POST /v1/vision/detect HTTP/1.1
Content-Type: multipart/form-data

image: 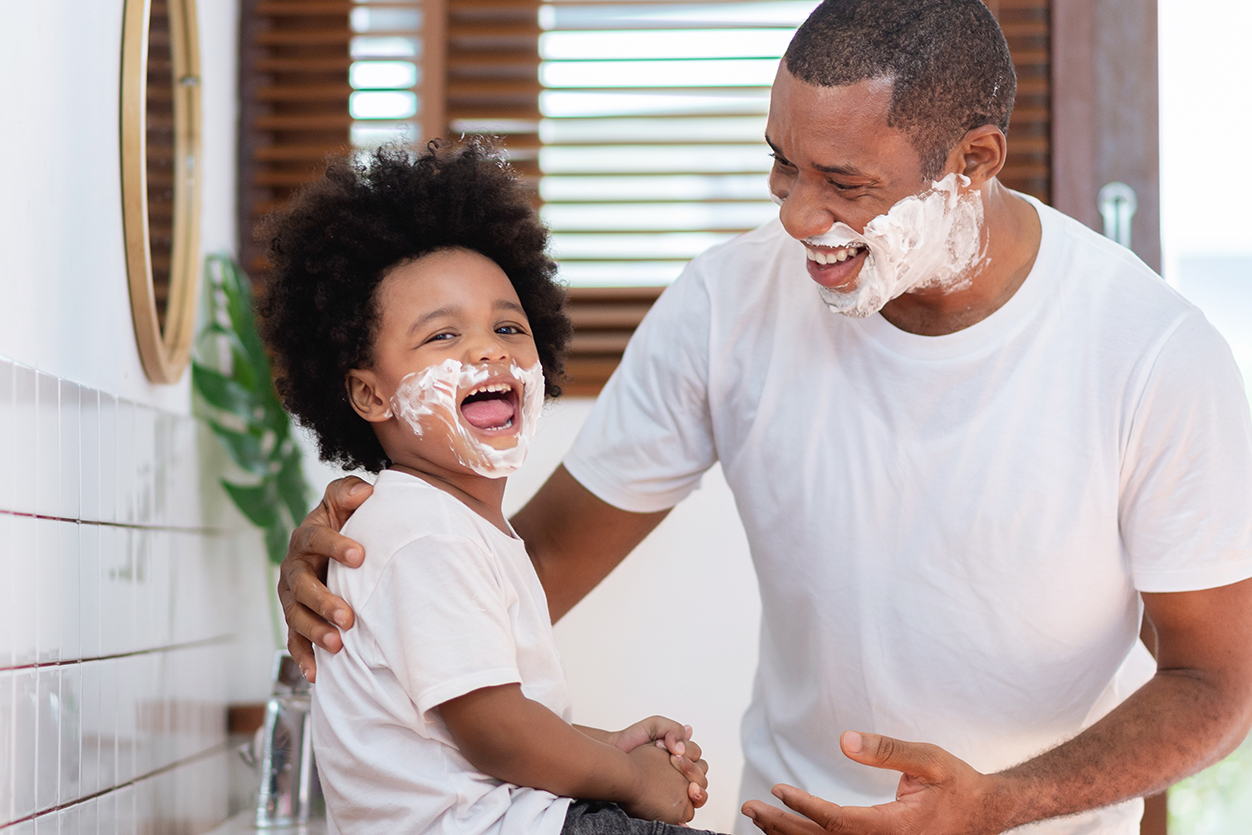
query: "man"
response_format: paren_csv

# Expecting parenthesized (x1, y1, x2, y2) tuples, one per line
(277, 1, 1252, 833)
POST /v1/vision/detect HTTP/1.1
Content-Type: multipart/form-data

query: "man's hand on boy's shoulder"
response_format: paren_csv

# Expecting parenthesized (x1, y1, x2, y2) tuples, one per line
(279, 475, 373, 681)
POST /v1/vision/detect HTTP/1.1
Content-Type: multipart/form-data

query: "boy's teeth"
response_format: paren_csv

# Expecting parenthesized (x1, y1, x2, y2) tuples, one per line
(468, 383, 511, 396)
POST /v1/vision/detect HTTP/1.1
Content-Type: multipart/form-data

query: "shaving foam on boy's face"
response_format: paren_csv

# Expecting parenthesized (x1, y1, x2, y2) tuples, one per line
(389, 358, 545, 478)
(795, 172, 987, 318)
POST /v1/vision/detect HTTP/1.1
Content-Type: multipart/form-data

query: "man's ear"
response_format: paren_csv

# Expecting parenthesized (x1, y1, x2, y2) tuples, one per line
(346, 369, 392, 422)
(947, 124, 1007, 188)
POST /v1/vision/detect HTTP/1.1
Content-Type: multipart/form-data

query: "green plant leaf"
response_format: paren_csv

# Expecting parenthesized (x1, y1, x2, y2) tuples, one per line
(222, 479, 281, 529)
(265, 523, 290, 567)
(208, 419, 269, 475)
(192, 364, 257, 416)
(218, 258, 271, 377)
(276, 444, 310, 525)
(198, 254, 313, 576)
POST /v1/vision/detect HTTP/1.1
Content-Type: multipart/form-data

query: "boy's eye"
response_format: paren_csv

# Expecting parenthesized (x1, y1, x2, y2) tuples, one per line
(426, 331, 455, 343)
(496, 323, 528, 335)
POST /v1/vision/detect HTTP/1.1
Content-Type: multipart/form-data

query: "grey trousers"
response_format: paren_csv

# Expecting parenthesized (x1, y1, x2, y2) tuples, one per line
(562, 800, 726, 835)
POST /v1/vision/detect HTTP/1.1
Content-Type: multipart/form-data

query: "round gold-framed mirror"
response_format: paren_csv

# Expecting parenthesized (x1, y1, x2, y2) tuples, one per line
(120, 0, 202, 384)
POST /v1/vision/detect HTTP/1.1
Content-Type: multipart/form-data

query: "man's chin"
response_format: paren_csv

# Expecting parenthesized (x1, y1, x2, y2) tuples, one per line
(817, 284, 884, 318)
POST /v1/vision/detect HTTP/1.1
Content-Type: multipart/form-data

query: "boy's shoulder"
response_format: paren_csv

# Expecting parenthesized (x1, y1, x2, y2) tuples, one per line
(335, 470, 499, 595)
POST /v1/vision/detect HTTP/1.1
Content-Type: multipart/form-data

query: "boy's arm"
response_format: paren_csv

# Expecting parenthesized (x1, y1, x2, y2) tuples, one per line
(576, 718, 710, 806)
(441, 684, 695, 825)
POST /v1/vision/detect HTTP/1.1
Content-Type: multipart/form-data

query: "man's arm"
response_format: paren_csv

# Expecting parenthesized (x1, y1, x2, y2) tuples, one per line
(278, 466, 668, 677)
(509, 464, 670, 622)
(742, 577, 1252, 835)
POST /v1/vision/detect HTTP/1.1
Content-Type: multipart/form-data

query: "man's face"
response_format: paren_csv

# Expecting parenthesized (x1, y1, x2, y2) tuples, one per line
(765, 66, 981, 315)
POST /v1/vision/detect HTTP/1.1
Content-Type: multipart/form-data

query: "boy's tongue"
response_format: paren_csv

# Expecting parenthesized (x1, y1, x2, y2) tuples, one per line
(461, 397, 515, 430)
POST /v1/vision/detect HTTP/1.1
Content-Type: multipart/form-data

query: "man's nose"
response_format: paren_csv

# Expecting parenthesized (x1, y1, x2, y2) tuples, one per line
(777, 179, 835, 242)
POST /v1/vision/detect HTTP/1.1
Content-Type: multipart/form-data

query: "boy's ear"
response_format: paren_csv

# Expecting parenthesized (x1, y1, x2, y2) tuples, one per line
(345, 369, 392, 422)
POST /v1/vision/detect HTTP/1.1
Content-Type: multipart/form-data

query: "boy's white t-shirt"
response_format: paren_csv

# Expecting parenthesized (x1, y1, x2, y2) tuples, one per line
(312, 469, 573, 835)
(563, 199, 1252, 834)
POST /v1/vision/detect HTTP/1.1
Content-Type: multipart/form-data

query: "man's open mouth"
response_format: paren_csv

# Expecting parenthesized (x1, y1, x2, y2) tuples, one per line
(805, 242, 868, 265)
(459, 381, 521, 432)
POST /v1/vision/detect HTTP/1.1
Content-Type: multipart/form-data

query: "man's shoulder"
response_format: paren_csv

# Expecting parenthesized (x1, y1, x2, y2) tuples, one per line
(1028, 196, 1196, 319)
(653, 218, 810, 322)
(685, 218, 796, 275)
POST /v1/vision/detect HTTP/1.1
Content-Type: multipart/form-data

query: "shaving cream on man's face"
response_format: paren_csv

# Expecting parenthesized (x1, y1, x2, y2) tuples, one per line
(785, 173, 986, 318)
(389, 358, 545, 478)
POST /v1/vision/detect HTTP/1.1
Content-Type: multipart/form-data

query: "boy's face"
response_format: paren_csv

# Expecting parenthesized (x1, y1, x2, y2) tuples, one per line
(346, 247, 544, 478)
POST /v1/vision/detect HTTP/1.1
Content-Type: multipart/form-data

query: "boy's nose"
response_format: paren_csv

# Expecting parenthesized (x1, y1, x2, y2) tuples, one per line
(469, 332, 509, 364)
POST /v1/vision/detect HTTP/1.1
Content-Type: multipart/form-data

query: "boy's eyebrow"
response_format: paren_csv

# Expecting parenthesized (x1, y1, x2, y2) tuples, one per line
(408, 305, 459, 336)
(407, 299, 529, 336)
(495, 300, 527, 317)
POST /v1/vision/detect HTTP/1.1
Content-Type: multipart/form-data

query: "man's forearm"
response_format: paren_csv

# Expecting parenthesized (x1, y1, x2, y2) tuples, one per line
(511, 465, 669, 621)
(991, 668, 1252, 830)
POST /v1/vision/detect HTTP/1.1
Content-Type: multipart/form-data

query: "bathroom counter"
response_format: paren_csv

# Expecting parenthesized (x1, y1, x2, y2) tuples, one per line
(205, 811, 328, 835)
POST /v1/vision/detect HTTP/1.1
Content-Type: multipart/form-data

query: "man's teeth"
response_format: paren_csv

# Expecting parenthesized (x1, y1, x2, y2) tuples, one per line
(806, 244, 866, 265)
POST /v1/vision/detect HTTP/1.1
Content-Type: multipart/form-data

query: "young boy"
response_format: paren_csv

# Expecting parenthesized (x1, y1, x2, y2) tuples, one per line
(258, 141, 715, 835)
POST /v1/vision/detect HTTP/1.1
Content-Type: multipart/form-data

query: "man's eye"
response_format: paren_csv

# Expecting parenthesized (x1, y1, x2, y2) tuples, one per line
(769, 152, 793, 167)
(830, 180, 866, 193)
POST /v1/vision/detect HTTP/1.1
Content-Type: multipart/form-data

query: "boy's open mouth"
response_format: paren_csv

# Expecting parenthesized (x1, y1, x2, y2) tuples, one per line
(459, 381, 521, 432)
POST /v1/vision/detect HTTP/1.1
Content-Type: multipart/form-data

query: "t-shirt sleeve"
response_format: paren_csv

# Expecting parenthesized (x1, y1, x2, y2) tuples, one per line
(1121, 310, 1252, 591)
(563, 267, 718, 513)
(361, 534, 522, 718)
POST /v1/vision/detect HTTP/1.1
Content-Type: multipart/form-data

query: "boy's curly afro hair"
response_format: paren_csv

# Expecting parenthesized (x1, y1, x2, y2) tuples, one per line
(258, 139, 572, 474)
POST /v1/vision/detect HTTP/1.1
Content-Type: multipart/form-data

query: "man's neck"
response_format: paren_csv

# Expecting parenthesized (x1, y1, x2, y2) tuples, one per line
(878, 181, 1042, 337)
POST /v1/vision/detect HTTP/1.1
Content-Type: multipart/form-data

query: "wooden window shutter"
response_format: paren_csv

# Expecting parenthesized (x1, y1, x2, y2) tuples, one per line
(238, 0, 353, 278)
(990, 0, 1051, 204)
(238, 0, 543, 275)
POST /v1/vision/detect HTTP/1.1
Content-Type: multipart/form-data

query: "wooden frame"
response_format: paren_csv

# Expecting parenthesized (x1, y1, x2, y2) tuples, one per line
(121, 0, 204, 384)
(1051, 0, 1160, 271)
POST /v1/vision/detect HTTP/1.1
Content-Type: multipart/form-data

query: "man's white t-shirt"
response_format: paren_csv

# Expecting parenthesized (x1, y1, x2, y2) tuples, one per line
(563, 198, 1252, 834)
(312, 470, 573, 835)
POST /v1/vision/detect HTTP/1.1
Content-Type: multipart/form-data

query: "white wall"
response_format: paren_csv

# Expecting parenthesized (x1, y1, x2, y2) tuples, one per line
(0, 2, 247, 832)
(1159, 0, 1252, 378)
(1159, 3, 1252, 833)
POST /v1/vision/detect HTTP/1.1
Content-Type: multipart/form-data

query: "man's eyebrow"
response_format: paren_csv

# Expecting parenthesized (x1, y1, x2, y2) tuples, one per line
(764, 134, 870, 178)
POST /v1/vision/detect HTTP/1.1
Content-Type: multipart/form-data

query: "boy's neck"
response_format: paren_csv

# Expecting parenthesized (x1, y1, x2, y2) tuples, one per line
(388, 462, 513, 537)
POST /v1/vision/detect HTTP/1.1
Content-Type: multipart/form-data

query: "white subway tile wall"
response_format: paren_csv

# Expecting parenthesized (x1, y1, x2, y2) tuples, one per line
(0, 356, 233, 833)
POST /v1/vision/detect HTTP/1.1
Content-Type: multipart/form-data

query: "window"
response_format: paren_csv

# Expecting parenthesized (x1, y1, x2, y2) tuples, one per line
(239, 0, 1052, 393)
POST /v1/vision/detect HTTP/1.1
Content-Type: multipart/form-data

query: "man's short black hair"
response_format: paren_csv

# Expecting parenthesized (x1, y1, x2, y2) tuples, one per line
(784, 0, 1016, 180)
(258, 139, 572, 474)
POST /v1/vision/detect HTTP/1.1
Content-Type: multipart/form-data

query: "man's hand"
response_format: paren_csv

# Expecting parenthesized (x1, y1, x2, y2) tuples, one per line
(278, 476, 374, 681)
(742, 731, 1008, 835)
(606, 717, 710, 807)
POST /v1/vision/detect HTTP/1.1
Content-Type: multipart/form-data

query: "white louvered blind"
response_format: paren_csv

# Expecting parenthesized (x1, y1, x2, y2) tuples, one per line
(536, 0, 820, 289)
